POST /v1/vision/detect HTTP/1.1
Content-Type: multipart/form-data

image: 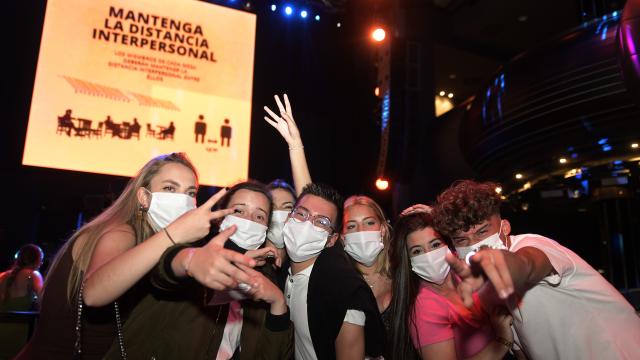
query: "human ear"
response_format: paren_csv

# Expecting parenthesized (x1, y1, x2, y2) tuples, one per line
(502, 219, 512, 238)
(136, 187, 151, 209)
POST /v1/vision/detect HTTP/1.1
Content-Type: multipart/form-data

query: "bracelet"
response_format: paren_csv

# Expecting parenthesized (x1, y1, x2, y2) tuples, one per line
(183, 248, 196, 277)
(494, 336, 513, 349)
(288, 145, 304, 151)
(163, 227, 176, 245)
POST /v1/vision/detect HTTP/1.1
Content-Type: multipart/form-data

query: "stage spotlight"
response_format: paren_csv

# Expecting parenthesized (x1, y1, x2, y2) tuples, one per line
(271, 4, 276, 11)
(439, 91, 445, 96)
(374, 87, 380, 97)
(337, 22, 342, 28)
(372, 28, 386, 42)
(315, 15, 320, 21)
(300, 10, 308, 18)
(495, 186, 502, 194)
(515, 173, 523, 180)
(285, 6, 293, 15)
(632, 143, 639, 149)
(375, 178, 390, 191)
(447, 93, 454, 98)
(559, 158, 567, 164)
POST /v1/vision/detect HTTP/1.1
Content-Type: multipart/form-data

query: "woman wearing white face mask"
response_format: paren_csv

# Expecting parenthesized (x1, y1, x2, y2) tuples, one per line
(341, 196, 393, 333)
(388, 212, 515, 360)
(16, 153, 254, 360)
(105, 181, 292, 359)
(263, 179, 297, 268)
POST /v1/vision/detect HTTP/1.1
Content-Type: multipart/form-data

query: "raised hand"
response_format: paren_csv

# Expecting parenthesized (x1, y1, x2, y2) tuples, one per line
(400, 204, 432, 217)
(184, 226, 258, 290)
(263, 94, 302, 147)
(445, 249, 514, 308)
(165, 188, 234, 244)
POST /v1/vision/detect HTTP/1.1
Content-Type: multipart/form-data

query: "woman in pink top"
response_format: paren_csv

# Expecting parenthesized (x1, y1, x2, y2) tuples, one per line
(388, 212, 515, 359)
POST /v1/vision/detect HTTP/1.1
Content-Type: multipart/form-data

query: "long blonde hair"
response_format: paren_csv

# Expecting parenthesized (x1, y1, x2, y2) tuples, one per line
(44, 153, 197, 304)
(343, 195, 392, 277)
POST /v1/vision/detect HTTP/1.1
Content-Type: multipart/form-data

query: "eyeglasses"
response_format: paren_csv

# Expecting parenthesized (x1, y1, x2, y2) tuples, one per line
(290, 206, 335, 233)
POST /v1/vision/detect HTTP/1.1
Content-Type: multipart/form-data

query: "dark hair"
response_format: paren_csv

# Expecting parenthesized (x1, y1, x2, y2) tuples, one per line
(433, 179, 502, 238)
(296, 183, 344, 232)
(267, 179, 296, 200)
(215, 181, 274, 228)
(388, 212, 435, 360)
(3, 244, 43, 300)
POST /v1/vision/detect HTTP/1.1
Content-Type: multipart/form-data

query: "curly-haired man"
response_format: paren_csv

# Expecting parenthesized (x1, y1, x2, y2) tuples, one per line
(433, 180, 640, 360)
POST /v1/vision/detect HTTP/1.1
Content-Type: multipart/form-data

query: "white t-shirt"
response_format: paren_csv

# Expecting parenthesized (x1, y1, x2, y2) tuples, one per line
(507, 234, 640, 360)
(285, 263, 365, 360)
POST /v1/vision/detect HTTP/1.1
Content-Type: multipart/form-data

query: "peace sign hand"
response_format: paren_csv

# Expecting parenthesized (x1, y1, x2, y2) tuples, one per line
(263, 94, 303, 147)
(165, 188, 234, 244)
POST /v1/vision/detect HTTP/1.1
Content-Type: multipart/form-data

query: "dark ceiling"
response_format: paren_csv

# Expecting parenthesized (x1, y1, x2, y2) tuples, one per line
(319, 0, 623, 103)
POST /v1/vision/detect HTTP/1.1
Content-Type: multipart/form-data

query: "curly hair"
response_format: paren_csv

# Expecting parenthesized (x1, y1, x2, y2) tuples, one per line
(432, 180, 502, 238)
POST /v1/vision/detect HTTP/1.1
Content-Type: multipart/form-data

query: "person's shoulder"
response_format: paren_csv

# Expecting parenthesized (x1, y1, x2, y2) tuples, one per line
(17, 268, 43, 280)
(414, 286, 449, 318)
(510, 233, 559, 250)
(104, 223, 136, 236)
(312, 246, 363, 290)
(94, 223, 137, 247)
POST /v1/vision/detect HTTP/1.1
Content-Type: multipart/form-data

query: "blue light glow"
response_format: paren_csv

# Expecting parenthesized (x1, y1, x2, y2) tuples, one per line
(602, 144, 612, 152)
(381, 90, 390, 132)
(597, 138, 609, 145)
(612, 11, 618, 17)
(285, 6, 293, 15)
(315, 15, 320, 21)
(300, 10, 308, 18)
(271, 4, 276, 11)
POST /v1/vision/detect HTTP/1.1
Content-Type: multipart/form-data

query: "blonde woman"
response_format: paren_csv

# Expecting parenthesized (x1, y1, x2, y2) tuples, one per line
(342, 195, 393, 330)
(16, 153, 255, 360)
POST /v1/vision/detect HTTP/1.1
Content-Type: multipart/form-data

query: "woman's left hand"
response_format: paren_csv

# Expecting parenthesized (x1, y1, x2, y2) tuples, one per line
(263, 94, 302, 147)
(237, 264, 288, 315)
(245, 247, 280, 267)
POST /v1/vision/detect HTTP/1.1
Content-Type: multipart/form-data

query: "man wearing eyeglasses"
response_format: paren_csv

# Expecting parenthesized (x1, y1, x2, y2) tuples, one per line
(283, 183, 385, 360)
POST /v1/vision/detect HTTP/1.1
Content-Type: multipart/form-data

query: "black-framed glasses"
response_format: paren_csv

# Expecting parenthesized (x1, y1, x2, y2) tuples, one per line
(290, 206, 334, 233)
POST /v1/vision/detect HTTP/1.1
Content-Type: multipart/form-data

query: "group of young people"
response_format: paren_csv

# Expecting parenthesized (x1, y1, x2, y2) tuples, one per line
(10, 95, 640, 359)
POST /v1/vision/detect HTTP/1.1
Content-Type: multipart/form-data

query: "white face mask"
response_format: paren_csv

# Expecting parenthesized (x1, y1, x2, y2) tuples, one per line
(411, 246, 451, 285)
(146, 191, 196, 232)
(267, 210, 290, 249)
(343, 231, 384, 266)
(455, 221, 508, 260)
(219, 215, 268, 250)
(283, 218, 329, 262)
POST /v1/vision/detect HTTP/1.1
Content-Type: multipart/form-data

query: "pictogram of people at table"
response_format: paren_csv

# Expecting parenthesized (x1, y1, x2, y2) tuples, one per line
(55, 109, 234, 147)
